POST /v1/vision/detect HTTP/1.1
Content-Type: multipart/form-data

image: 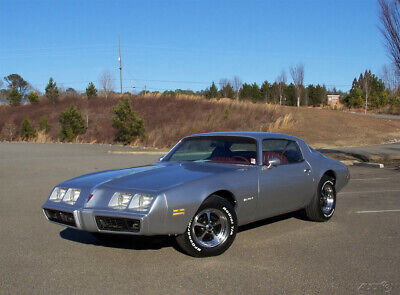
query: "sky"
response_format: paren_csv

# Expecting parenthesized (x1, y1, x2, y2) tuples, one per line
(0, 0, 389, 93)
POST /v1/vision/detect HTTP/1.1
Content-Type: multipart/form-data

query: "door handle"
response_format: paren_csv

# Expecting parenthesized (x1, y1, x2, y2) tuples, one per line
(304, 168, 311, 173)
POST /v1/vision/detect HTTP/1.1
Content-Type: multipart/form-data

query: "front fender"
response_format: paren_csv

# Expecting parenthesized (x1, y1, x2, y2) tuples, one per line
(161, 181, 230, 235)
(162, 167, 259, 234)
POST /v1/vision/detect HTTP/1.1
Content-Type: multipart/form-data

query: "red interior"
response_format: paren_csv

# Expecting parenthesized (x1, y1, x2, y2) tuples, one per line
(209, 152, 289, 165)
(210, 156, 251, 165)
(262, 152, 288, 165)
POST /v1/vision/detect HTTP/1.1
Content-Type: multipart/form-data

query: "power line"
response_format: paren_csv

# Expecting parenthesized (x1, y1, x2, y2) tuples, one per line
(27, 77, 351, 92)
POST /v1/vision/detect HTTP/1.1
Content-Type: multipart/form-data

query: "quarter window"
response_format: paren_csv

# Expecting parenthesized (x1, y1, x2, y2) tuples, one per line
(262, 139, 303, 165)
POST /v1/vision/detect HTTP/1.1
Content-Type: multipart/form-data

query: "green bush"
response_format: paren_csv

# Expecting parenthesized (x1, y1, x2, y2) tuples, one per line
(112, 98, 145, 144)
(20, 119, 36, 140)
(8, 87, 22, 107)
(27, 91, 39, 104)
(223, 107, 230, 120)
(38, 115, 49, 132)
(58, 106, 86, 141)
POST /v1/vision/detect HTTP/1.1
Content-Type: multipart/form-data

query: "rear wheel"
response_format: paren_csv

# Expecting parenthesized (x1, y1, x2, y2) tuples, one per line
(176, 195, 237, 257)
(305, 175, 336, 221)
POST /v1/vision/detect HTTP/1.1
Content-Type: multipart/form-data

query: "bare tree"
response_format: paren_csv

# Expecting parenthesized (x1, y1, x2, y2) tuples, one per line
(382, 63, 399, 91)
(379, 0, 400, 76)
(219, 78, 229, 89)
(276, 69, 287, 105)
(232, 76, 242, 101)
(0, 78, 3, 89)
(99, 69, 115, 99)
(363, 75, 371, 114)
(290, 63, 305, 107)
(219, 78, 234, 98)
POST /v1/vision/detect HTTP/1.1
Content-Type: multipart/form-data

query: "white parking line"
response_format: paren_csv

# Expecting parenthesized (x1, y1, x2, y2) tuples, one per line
(351, 177, 395, 181)
(339, 189, 400, 195)
(355, 209, 400, 214)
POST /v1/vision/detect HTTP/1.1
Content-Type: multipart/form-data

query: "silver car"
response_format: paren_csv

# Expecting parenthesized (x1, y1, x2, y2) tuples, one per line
(42, 132, 350, 257)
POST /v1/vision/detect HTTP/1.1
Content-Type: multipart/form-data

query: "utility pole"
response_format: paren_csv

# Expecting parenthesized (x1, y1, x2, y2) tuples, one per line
(118, 36, 123, 95)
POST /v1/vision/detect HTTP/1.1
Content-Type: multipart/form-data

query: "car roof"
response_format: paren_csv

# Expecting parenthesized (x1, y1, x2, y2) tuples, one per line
(186, 131, 303, 142)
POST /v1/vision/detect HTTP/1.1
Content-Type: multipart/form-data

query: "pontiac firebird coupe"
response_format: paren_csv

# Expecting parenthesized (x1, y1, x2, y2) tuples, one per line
(42, 132, 350, 257)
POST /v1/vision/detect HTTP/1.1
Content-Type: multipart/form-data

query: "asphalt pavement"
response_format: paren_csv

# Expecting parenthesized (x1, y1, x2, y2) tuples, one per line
(0, 142, 399, 294)
(344, 111, 400, 121)
(320, 143, 400, 164)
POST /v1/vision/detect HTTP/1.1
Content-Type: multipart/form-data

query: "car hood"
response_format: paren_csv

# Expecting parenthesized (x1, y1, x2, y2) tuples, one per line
(59, 162, 241, 193)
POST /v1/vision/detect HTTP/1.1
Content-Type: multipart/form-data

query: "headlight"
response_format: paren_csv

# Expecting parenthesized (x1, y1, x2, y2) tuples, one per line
(49, 187, 67, 202)
(109, 192, 133, 209)
(129, 193, 154, 211)
(62, 188, 81, 205)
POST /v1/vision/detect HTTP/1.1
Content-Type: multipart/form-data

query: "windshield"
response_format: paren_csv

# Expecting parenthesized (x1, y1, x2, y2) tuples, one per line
(164, 136, 257, 165)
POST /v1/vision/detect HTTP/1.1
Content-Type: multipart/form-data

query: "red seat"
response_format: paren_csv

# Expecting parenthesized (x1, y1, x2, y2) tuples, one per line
(210, 157, 250, 165)
(262, 152, 288, 165)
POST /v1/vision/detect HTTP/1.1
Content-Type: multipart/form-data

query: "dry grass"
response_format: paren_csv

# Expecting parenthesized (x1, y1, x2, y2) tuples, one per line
(0, 94, 399, 148)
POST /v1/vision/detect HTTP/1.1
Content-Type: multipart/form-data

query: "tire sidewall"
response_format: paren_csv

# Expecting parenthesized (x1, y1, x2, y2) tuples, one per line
(318, 177, 336, 220)
(183, 196, 237, 257)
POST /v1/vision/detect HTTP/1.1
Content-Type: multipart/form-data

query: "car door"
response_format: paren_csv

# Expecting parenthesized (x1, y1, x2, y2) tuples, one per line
(257, 139, 314, 220)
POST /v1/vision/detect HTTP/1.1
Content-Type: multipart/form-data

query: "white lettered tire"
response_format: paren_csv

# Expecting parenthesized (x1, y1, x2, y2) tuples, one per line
(176, 195, 237, 257)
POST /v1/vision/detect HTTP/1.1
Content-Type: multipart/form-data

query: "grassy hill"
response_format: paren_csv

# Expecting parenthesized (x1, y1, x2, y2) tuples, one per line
(1, 94, 399, 148)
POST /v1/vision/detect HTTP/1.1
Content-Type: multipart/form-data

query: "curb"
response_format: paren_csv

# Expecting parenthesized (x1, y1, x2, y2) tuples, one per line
(353, 162, 384, 168)
(339, 160, 357, 166)
(108, 150, 164, 155)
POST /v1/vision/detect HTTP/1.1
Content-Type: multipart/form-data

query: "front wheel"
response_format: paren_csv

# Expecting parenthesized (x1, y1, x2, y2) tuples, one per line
(305, 175, 336, 221)
(176, 195, 237, 257)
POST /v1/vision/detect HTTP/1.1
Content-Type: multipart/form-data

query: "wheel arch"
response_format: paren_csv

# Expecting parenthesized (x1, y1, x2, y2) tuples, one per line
(204, 189, 237, 209)
(323, 170, 336, 183)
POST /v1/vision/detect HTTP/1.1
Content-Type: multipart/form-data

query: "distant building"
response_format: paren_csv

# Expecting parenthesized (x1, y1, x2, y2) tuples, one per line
(327, 95, 340, 106)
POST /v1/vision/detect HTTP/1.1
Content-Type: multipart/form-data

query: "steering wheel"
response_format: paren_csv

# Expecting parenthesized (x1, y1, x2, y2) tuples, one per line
(232, 156, 250, 164)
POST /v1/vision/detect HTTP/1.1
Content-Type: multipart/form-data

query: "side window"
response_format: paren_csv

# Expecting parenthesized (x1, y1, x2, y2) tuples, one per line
(262, 139, 303, 165)
(284, 141, 303, 163)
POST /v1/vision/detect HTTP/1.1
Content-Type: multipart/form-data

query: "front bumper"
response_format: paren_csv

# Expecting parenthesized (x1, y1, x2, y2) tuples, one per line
(42, 207, 152, 234)
(42, 193, 170, 235)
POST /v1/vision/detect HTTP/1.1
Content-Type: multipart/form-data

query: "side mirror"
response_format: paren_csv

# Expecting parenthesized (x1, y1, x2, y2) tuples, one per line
(266, 157, 281, 169)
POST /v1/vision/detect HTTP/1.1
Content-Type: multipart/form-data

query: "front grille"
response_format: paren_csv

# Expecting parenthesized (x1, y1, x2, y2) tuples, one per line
(95, 216, 140, 232)
(44, 208, 76, 227)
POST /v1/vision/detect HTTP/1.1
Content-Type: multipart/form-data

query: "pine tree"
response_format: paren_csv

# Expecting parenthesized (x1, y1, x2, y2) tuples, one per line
(251, 82, 262, 102)
(112, 98, 146, 144)
(45, 78, 59, 104)
(205, 82, 219, 99)
(58, 106, 86, 141)
(86, 82, 98, 99)
(8, 87, 22, 106)
(260, 81, 270, 102)
(220, 84, 234, 99)
(20, 119, 37, 140)
(27, 91, 39, 104)
(239, 83, 253, 100)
